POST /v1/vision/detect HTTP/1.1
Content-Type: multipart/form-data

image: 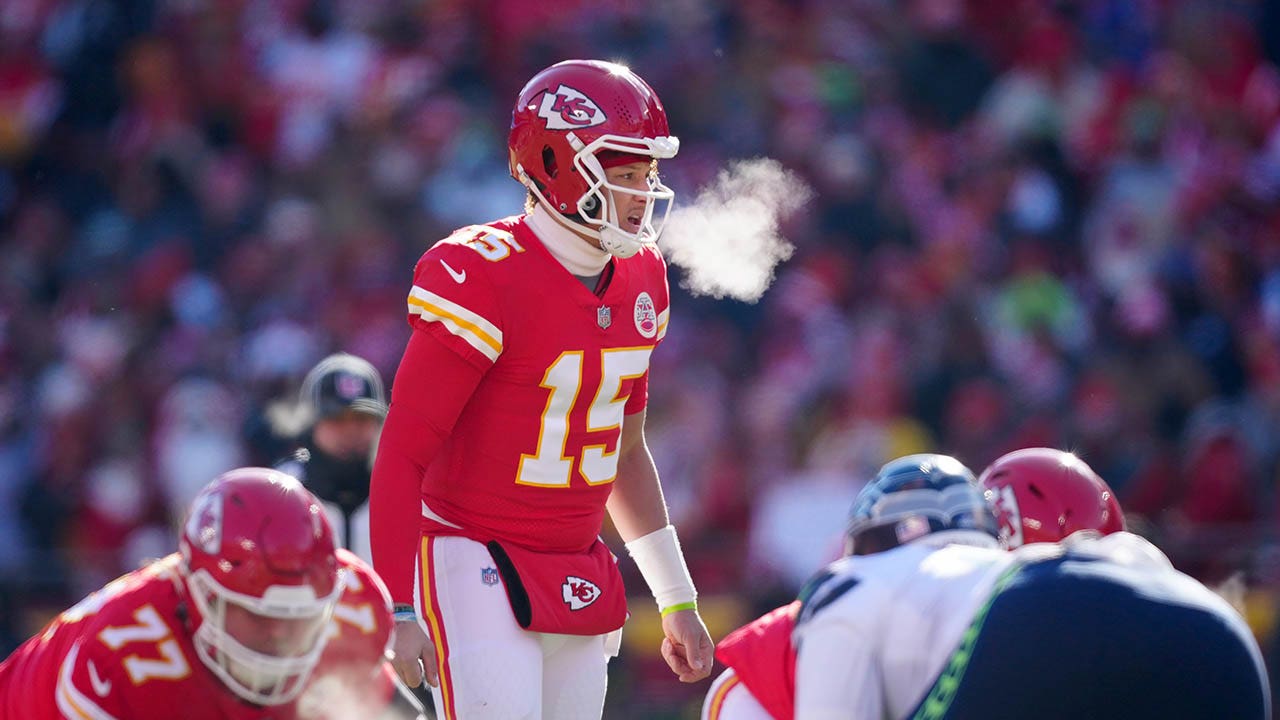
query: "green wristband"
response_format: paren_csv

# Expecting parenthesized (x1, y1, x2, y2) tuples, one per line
(660, 601, 697, 617)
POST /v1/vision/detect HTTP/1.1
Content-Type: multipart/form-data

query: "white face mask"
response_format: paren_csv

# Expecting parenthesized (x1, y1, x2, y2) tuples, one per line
(186, 568, 342, 705)
(523, 133, 680, 258)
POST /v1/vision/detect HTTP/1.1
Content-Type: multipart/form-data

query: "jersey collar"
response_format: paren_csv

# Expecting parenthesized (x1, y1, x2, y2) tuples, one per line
(526, 205, 611, 277)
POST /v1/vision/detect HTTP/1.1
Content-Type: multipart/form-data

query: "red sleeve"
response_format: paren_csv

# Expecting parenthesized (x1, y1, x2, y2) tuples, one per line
(714, 601, 800, 720)
(370, 328, 485, 605)
(407, 240, 505, 371)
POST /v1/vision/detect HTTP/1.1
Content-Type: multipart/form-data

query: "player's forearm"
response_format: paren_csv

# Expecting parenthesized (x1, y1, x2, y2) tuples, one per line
(369, 408, 433, 605)
(606, 439, 670, 541)
(609, 430, 698, 615)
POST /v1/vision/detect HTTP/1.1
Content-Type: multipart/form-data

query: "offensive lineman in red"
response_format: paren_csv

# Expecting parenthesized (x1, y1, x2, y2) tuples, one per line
(369, 59, 713, 718)
(0, 468, 424, 720)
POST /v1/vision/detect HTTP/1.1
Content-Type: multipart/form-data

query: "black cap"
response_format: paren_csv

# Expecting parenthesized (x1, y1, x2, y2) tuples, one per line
(300, 353, 387, 420)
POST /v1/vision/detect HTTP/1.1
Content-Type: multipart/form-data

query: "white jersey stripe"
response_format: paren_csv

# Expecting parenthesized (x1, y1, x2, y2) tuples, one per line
(56, 644, 121, 720)
(656, 308, 670, 340)
(408, 286, 503, 362)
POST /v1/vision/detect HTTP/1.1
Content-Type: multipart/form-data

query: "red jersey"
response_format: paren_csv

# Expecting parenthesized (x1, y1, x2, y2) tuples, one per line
(404, 216, 670, 552)
(714, 602, 800, 720)
(0, 549, 394, 720)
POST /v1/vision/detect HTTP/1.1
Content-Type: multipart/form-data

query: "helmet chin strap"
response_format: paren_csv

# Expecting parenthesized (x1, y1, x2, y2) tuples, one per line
(520, 167, 605, 240)
(517, 164, 651, 259)
(599, 225, 646, 258)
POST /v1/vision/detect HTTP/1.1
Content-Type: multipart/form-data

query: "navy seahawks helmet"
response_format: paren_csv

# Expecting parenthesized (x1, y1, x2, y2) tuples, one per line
(845, 453, 1001, 555)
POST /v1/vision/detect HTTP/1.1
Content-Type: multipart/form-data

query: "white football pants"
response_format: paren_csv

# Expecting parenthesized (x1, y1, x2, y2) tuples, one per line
(414, 535, 618, 719)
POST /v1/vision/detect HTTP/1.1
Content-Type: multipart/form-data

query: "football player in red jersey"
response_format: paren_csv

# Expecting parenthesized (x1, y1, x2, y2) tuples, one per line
(369, 59, 713, 718)
(701, 450, 1127, 720)
(0, 467, 425, 720)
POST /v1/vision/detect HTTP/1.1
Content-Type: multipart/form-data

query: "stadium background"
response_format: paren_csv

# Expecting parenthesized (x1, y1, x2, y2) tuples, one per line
(2, 0, 1280, 716)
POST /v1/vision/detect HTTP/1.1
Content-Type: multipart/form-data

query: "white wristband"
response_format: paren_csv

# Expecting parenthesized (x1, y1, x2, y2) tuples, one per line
(624, 525, 697, 614)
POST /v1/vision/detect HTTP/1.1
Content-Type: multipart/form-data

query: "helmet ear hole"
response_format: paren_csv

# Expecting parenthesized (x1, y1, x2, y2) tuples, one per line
(542, 146, 558, 179)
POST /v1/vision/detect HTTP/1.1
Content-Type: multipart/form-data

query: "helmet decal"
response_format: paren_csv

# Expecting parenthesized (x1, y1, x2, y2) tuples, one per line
(990, 484, 1025, 548)
(538, 85, 607, 130)
(185, 490, 223, 555)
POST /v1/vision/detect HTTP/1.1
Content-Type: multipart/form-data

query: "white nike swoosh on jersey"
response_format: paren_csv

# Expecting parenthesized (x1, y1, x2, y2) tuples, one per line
(87, 659, 112, 697)
(440, 259, 467, 283)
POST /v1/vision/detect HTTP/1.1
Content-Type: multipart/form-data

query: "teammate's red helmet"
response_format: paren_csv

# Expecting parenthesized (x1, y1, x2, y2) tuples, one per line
(179, 467, 341, 705)
(509, 59, 679, 258)
(978, 448, 1125, 548)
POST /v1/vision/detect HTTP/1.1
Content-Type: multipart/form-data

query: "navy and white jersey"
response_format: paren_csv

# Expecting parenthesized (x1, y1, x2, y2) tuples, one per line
(792, 532, 1270, 720)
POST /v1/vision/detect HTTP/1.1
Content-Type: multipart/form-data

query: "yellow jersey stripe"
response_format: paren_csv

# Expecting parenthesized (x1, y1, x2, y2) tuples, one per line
(420, 537, 456, 719)
(706, 672, 741, 719)
(407, 290, 502, 362)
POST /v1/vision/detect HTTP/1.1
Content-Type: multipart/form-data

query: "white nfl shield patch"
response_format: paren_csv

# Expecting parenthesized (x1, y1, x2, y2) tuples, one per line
(597, 306, 612, 329)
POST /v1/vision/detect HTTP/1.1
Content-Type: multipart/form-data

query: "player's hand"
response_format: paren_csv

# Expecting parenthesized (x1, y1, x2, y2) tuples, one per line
(659, 608, 714, 683)
(390, 617, 438, 689)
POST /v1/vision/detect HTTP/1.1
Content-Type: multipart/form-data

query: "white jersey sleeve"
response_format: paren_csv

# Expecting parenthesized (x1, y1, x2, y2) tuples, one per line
(792, 544, 1016, 720)
(701, 668, 775, 720)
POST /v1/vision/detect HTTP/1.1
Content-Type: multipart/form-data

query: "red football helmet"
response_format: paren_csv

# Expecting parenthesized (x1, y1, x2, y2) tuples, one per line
(978, 448, 1125, 548)
(509, 59, 679, 258)
(179, 467, 341, 706)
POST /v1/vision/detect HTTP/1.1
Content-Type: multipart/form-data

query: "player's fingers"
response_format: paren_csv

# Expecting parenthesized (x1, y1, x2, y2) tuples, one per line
(673, 624, 710, 675)
(687, 636, 713, 681)
(421, 646, 440, 688)
(661, 637, 700, 682)
(392, 655, 424, 688)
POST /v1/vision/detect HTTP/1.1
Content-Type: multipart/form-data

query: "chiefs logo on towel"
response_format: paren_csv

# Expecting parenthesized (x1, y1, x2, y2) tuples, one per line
(562, 576, 601, 610)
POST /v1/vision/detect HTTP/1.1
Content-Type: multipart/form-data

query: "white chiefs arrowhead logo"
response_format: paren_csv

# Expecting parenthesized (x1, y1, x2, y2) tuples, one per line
(562, 576, 601, 610)
(538, 85, 606, 130)
(994, 485, 1024, 548)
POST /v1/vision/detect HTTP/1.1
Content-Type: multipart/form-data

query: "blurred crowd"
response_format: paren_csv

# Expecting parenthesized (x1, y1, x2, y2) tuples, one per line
(3, 0, 1280, 716)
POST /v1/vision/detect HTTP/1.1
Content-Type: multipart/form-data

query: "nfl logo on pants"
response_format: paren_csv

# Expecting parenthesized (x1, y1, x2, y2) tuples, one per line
(481, 567, 499, 586)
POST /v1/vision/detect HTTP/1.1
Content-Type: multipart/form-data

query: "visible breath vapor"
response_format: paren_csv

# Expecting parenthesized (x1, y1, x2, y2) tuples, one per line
(660, 158, 810, 302)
